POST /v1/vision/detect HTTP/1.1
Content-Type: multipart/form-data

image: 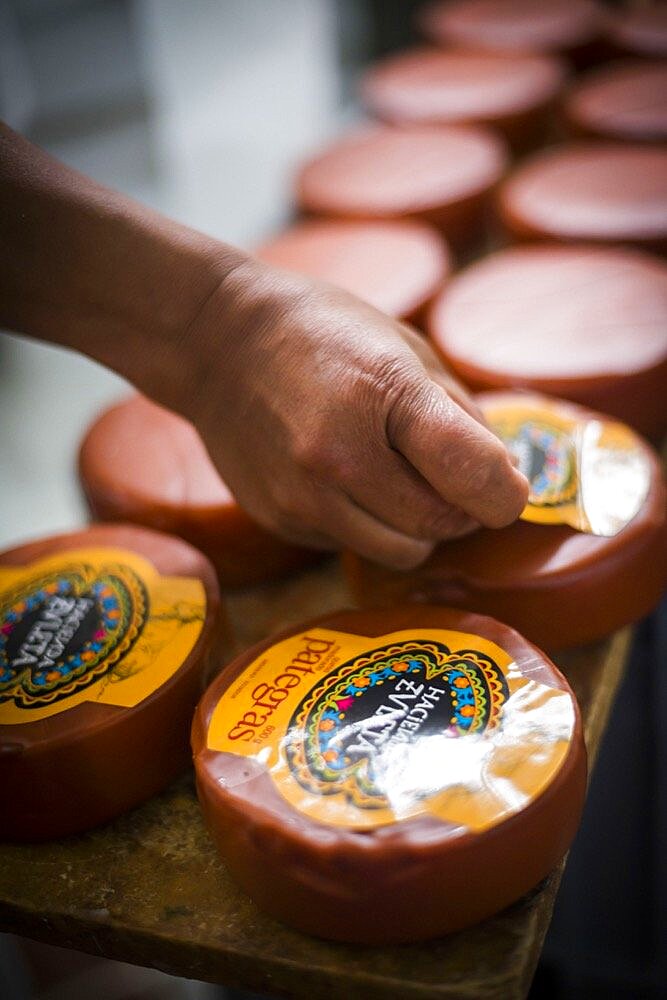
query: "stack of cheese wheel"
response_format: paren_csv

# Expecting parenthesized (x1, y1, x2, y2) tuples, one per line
(0, 523, 226, 841)
(359, 47, 567, 151)
(295, 124, 508, 253)
(256, 219, 451, 327)
(343, 393, 667, 652)
(564, 61, 667, 144)
(604, 5, 667, 60)
(498, 143, 667, 253)
(79, 395, 323, 589)
(192, 604, 587, 942)
(426, 243, 667, 440)
(418, 0, 605, 65)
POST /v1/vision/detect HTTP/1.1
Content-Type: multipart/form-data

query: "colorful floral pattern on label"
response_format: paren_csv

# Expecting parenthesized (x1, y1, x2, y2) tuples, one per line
(0, 547, 206, 724)
(207, 628, 575, 832)
(483, 400, 651, 536)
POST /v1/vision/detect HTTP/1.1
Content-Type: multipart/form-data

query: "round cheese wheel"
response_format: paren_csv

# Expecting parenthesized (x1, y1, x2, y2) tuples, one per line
(0, 523, 225, 841)
(499, 143, 667, 253)
(192, 604, 586, 943)
(360, 47, 567, 150)
(295, 125, 508, 250)
(564, 61, 667, 143)
(419, 0, 604, 59)
(344, 393, 667, 652)
(79, 396, 323, 589)
(604, 6, 667, 59)
(426, 244, 667, 439)
(256, 219, 450, 325)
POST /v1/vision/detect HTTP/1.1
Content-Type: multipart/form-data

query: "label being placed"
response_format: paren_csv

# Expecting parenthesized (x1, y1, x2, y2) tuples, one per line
(0, 547, 206, 724)
(483, 400, 651, 536)
(207, 628, 575, 833)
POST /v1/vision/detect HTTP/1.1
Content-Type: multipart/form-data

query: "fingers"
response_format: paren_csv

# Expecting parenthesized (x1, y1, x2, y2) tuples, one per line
(312, 492, 435, 570)
(342, 445, 479, 542)
(234, 476, 436, 570)
(386, 376, 529, 528)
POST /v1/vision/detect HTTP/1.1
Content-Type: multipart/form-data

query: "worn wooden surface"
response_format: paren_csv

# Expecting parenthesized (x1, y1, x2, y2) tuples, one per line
(0, 559, 632, 999)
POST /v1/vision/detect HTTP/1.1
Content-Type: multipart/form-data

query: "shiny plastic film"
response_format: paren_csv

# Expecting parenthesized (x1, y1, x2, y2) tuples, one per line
(0, 547, 206, 724)
(206, 627, 576, 833)
(482, 398, 651, 536)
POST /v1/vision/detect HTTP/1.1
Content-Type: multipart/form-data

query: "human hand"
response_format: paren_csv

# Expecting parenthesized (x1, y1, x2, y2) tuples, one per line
(162, 260, 529, 570)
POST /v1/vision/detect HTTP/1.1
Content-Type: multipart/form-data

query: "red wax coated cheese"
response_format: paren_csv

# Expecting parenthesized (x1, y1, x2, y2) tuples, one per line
(256, 219, 450, 326)
(192, 605, 586, 943)
(426, 244, 667, 439)
(295, 125, 508, 251)
(565, 61, 667, 143)
(499, 143, 667, 253)
(419, 0, 604, 60)
(79, 396, 323, 589)
(344, 394, 667, 652)
(360, 48, 567, 150)
(604, 6, 667, 59)
(0, 524, 226, 841)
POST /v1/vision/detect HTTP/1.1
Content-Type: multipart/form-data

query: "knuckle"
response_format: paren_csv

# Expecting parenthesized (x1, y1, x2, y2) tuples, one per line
(456, 453, 494, 498)
(293, 430, 361, 488)
(292, 428, 331, 476)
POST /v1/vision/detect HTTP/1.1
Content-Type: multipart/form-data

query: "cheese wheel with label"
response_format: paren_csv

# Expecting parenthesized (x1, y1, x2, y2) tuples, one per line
(426, 244, 667, 439)
(295, 124, 508, 251)
(0, 524, 225, 841)
(360, 48, 567, 150)
(193, 604, 586, 943)
(344, 393, 667, 652)
(79, 396, 323, 589)
(256, 219, 450, 326)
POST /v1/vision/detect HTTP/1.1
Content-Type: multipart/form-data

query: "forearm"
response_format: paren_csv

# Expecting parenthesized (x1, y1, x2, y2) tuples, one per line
(0, 122, 246, 400)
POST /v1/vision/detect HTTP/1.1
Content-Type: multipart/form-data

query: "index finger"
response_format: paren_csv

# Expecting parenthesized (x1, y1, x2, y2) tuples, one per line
(386, 377, 529, 528)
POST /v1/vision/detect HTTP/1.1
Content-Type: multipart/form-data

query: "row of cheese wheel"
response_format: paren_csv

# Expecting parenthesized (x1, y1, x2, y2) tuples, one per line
(0, 523, 588, 944)
(2, 0, 666, 948)
(418, 0, 667, 61)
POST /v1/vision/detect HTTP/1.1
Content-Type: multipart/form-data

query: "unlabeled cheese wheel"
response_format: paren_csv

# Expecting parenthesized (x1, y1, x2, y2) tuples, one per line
(427, 244, 667, 439)
(360, 48, 567, 150)
(499, 143, 667, 253)
(192, 604, 586, 943)
(295, 125, 508, 250)
(0, 524, 225, 841)
(604, 6, 667, 59)
(79, 396, 322, 589)
(344, 393, 667, 652)
(565, 61, 667, 143)
(419, 0, 604, 60)
(256, 219, 450, 325)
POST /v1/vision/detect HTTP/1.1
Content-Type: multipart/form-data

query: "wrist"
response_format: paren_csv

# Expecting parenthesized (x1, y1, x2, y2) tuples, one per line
(117, 232, 251, 412)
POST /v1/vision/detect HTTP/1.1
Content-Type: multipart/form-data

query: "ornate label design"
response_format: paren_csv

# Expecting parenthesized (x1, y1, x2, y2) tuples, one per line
(484, 400, 650, 536)
(0, 548, 206, 724)
(286, 639, 508, 811)
(207, 628, 575, 832)
(503, 421, 577, 509)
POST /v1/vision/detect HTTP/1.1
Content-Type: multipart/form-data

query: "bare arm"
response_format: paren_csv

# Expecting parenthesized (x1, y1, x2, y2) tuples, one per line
(0, 123, 528, 568)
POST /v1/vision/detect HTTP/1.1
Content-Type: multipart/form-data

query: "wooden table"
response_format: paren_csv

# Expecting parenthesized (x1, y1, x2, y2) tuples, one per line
(0, 560, 632, 999)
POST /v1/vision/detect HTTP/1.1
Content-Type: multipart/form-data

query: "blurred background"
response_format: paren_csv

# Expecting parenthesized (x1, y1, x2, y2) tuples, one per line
(1, 2, 665, 999)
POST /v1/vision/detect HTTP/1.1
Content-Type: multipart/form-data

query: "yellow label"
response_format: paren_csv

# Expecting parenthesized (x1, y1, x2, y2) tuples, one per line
(207, 628, 575, 833)
(0, 547, 206, 724)
(483, 400, 650, 536)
